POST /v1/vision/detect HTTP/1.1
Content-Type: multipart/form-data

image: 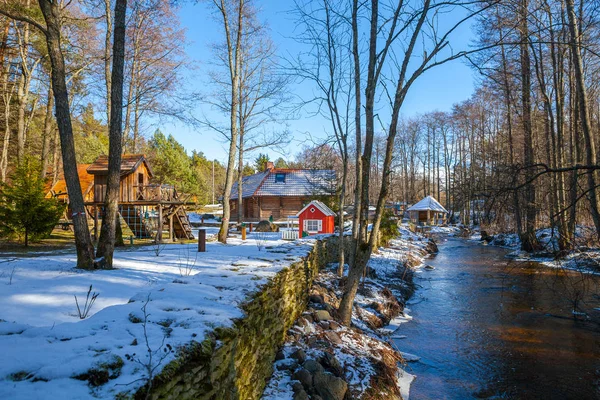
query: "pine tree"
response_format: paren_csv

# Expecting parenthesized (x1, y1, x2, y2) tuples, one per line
(147, 130, 199, 194)
(254, 153, 269, 171)
(0, 158, 65, 246)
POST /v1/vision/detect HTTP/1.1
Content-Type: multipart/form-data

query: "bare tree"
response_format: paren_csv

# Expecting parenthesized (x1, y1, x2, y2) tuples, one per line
(0, 1, 96, 268)
(292, 0, 353, 276)
(95, 0, 127, 269)
(338, 0, 491, 325)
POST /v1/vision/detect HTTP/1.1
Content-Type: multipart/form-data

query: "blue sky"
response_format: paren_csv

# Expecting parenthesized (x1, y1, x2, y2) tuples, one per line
(166, 1, 477, 164)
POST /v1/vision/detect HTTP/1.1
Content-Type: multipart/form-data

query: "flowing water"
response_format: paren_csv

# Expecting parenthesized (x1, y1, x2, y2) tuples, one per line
(395, 238, 600, 400)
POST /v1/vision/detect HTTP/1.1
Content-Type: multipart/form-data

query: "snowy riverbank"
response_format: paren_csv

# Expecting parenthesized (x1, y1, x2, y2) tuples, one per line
(263, 228, 436, 400)
(473, 226, 600, 275)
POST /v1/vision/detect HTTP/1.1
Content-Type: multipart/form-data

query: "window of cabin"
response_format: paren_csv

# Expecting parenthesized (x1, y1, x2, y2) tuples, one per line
(305, 219, 322, 233)
(275, 173, 286, 183)
(137, 173, 145, 199)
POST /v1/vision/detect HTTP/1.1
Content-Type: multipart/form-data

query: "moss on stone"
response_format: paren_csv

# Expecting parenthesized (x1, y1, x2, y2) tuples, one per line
(73, 355, 124, 387)
(129, 239, 333, 400)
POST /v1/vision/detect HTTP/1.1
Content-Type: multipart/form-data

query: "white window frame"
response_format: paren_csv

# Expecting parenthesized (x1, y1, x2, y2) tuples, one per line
(304, 219, 322, 233)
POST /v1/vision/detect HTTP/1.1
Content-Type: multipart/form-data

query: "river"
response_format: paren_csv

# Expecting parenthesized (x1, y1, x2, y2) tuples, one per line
(396, 238, 600, 400)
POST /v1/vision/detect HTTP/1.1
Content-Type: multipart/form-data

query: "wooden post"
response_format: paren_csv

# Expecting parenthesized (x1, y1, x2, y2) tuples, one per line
(241, 226, 246, 241)
(249, 223, 253, 232)
(198, 229, 206, 252)
(169, 214, 174, 242)
(157, 204, 163, 242)
(93, 205, 98, 241)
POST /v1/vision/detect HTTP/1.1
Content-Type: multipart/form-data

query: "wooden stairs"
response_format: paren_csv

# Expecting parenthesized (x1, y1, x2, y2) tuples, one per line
(165, 204, 194, 240)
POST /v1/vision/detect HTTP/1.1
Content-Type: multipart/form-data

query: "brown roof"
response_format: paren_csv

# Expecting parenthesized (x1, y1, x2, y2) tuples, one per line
(87, 154, 153, 177)
(46, 164, 94, 199)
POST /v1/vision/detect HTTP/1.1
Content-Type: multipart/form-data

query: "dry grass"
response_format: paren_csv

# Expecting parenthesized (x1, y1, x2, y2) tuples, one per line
(0, 226, 197, 256)
(362, 347, 404, 399)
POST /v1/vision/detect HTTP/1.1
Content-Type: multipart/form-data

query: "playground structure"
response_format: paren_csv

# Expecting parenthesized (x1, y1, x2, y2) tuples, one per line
(86, 155, 194, 242)
(49, 154, 195, 242)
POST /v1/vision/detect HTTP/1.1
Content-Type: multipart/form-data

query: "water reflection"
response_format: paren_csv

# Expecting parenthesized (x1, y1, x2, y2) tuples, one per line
(396, 238, 600, 400)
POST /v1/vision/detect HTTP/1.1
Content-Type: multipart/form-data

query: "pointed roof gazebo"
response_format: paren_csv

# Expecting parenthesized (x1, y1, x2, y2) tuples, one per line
(406, 196, 448, 226)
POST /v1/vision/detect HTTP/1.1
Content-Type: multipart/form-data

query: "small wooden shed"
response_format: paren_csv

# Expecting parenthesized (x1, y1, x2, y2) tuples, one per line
(297, 200, 335, 237)
(406, 196, 448, 226)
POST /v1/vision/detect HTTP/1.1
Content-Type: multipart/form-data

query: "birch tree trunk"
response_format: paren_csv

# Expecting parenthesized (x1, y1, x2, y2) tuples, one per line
(217, 0, 245, 244)
(40, 85, 54, 179)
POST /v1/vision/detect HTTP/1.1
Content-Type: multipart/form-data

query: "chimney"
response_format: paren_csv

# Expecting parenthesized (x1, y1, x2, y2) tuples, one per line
(266, 161, 275, 170)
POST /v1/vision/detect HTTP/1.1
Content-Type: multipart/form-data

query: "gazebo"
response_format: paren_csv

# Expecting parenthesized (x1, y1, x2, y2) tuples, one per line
(406, 196, 448, 226)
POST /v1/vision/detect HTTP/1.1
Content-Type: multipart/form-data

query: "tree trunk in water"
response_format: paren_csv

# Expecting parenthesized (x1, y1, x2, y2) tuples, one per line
(38, 0, 95, 269)
(96, 0, 128, 269)
(565, 0, 600, 238)
(518, 0, 540, 252)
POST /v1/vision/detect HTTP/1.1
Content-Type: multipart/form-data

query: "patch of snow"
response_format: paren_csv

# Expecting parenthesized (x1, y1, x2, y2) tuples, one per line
(429, 226, 460, 234)
(400, 351, 420, 362)
(0, 234, 315, 399)
(397, 369, 416, 400)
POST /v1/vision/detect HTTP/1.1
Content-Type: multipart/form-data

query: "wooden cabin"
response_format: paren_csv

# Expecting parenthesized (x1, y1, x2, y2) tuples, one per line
(406, 196, 448, 226)
(230, 162, 336, 222)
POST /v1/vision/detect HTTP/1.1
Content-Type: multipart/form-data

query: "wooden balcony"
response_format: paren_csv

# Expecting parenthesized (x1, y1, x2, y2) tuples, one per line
(134, 184, 178, 202)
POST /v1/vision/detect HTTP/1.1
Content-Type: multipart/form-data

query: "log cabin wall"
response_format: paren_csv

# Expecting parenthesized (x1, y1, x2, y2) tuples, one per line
(230, 196, 306, 221)
(94, 175, 107, 203)
(258, 196, 304, 220)
(92, 160, 152, 203)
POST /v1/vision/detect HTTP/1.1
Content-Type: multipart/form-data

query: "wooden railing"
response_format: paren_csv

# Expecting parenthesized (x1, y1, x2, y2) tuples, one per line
(134, 184, 178, 202)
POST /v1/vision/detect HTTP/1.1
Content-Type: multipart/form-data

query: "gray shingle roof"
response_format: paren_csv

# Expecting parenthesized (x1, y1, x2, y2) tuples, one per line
(406, 196, 448, 213)
(230, 169, 335, 200)
(230, 170, 270, 200)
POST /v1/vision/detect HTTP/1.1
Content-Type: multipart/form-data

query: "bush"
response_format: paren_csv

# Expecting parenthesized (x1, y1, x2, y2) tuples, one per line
(0, 157, 65, 246)
(379, 210, 399, 247)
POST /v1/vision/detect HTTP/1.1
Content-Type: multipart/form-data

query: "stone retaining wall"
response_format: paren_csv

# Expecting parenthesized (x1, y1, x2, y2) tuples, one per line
(132, 238, 333, 400)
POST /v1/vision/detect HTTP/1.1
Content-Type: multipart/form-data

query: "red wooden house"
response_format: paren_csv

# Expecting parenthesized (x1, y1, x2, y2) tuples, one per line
(297, 200, 336, 237)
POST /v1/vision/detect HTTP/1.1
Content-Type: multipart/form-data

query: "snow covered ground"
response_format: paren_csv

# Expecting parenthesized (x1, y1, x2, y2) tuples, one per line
(0, 233, 312, 399)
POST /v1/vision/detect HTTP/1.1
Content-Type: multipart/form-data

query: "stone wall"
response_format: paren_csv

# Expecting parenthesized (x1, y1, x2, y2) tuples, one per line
(132, 239, 331, 400)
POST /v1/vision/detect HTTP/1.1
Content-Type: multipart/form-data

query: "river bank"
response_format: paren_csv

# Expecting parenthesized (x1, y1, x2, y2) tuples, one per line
(262, 228, 437, 399)
(472, 226, 600, 275)
(395, 237, 600, 399)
